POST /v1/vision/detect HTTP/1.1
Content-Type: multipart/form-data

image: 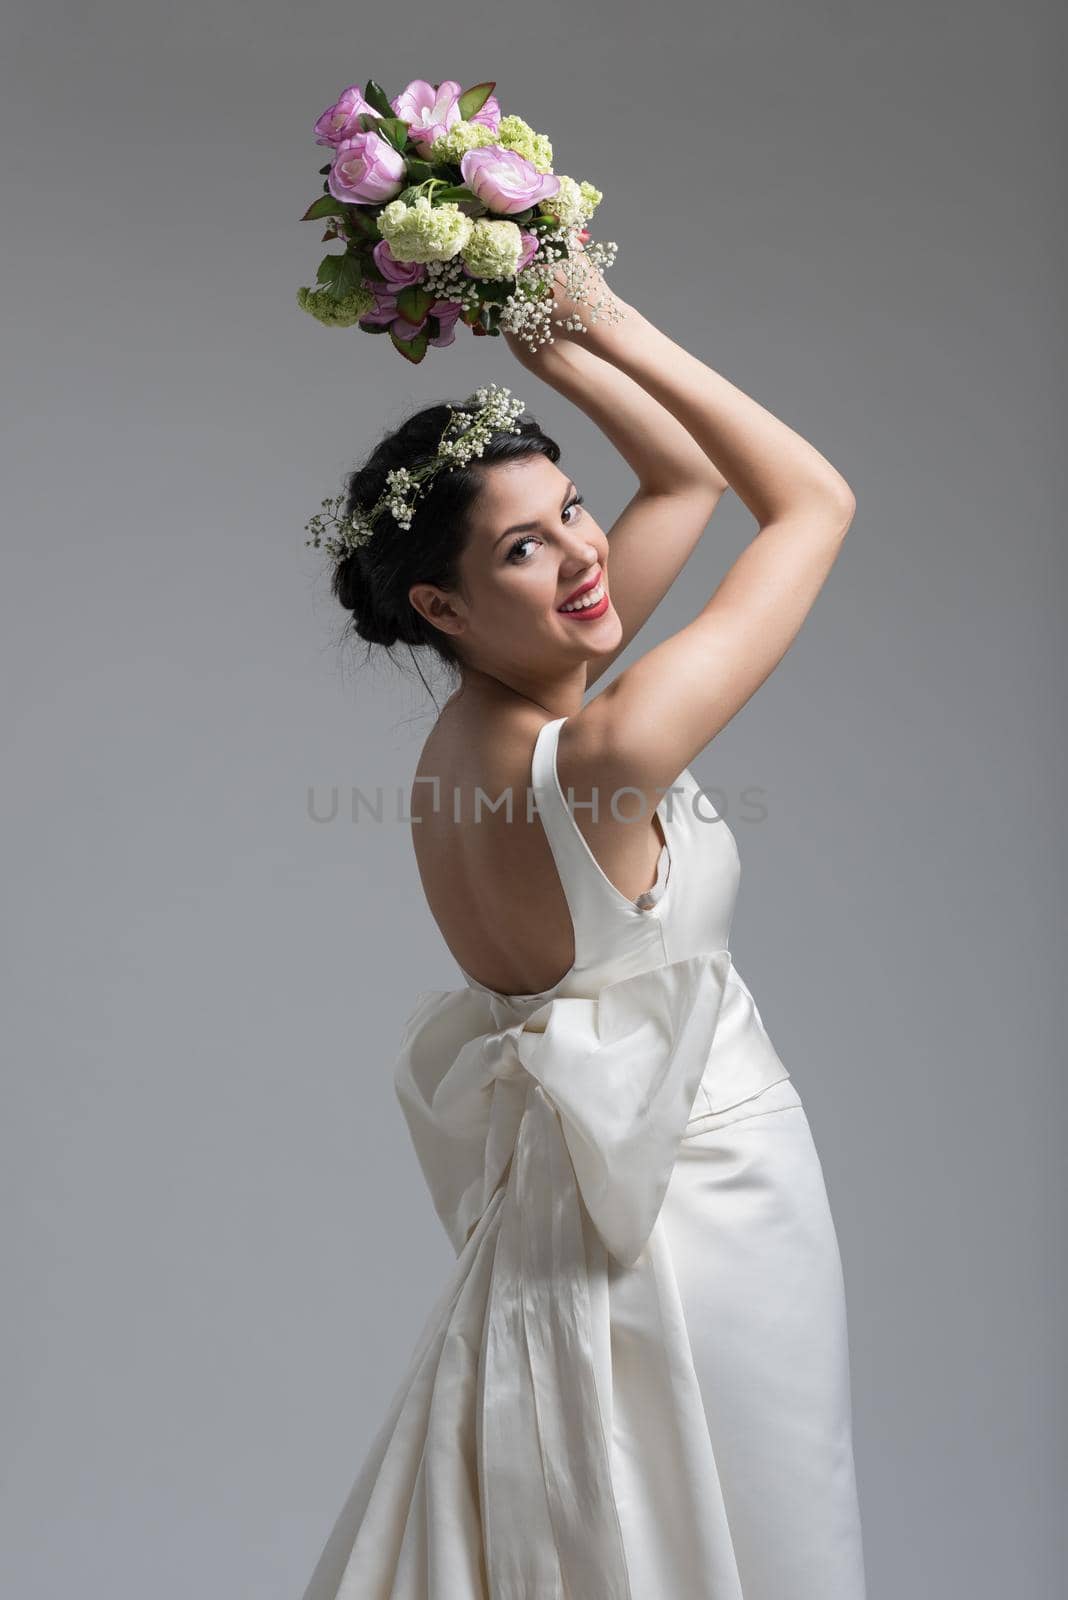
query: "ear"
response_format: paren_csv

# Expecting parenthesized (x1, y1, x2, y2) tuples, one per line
(409, 583, 466, 639)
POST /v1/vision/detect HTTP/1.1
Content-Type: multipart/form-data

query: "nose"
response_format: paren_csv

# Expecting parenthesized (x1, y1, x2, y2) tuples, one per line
(563, 535, 600, 569)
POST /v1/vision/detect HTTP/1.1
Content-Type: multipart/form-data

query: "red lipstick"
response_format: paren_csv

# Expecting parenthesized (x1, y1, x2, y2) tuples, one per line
(557, 571, 609, 621)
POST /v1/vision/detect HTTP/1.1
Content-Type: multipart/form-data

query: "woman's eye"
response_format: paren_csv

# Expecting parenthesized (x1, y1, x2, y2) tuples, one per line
(506, 535, 540, 563)
(505, 497, 584, 563)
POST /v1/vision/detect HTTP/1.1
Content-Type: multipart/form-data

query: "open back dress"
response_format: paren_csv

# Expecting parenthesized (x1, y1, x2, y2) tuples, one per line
(300, 715, 868, 1599)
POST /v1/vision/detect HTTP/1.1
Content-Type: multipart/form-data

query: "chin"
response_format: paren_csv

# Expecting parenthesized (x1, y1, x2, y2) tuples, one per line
(575, 610, 623, 656)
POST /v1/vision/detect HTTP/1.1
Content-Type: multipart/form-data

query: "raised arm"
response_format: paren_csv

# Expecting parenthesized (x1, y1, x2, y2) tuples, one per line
(539, 262, 856, 791)
(504, 330, 728, 688)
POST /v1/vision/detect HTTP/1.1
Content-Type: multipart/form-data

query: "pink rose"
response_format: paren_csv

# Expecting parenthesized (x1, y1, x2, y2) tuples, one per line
(468, 92, 502, 135)
(390, 313, 428, 341)
(372, 239, 426, 288)
(314, 84, 376, 147)
(391, 297, 463, 343)
(390, 78, 463, 156)
(359, 286, 460, 348)
(428, 300, 462, 347)
(328, 132, 407, 205)
(359, 287, 401, 329)
(459, 147, 560, 215)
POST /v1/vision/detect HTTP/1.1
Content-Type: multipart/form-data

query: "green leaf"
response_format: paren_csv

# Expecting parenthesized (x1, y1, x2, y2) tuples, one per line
(315, 252, 364, 300)
(359, 320, 391, 334)
(390, 326, 429, 363)
(319, 163, 331, 176)
(434, 184, 479, 204)
(375, 117, 410, 153)
(396, 284, 435, 323)
(405, 159, 435, 183)
(302, 194, 345, 221)
(476, 280, 514, 305)
(457, 81, 495, 120)
(364, 79, 395, 118)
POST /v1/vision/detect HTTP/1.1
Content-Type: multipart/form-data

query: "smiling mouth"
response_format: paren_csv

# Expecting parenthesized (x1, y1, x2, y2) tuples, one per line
(556, 582, 604, 611)
(558, 577, 608, 614)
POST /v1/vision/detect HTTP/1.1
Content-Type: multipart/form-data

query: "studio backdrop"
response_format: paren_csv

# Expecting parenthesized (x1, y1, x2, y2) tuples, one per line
(2, 2, 1063, 1596)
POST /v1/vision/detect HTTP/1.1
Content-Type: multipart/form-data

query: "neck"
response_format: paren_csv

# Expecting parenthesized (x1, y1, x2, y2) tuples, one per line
(452, 663, 589, 720)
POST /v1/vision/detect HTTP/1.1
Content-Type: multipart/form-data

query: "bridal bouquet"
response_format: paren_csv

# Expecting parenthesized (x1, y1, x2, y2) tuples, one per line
(296, 76, 622, 363)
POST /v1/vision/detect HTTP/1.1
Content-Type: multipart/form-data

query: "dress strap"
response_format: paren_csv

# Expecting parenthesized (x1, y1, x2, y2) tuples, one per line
(530, 716, 647, 957)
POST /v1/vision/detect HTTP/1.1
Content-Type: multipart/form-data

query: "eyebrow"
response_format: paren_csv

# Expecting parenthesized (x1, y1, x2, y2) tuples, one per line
(493, 481, 577, 548)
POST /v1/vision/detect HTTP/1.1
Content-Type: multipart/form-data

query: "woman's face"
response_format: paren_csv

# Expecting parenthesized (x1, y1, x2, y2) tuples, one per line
(411, 454, 623, 673)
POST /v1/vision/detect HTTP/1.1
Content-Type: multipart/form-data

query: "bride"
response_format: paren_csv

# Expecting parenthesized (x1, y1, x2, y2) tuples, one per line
(301, 257, 866, 1598)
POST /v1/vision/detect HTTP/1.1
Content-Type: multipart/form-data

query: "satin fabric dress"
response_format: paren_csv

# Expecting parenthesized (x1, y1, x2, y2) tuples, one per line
(301, 716, 867, 1599)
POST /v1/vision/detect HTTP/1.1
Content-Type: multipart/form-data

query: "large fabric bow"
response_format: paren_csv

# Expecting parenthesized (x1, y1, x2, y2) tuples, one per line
(303, 950, 792, 1599)
(394, 949, 739, 1267)
(391, 950, 757, 1598)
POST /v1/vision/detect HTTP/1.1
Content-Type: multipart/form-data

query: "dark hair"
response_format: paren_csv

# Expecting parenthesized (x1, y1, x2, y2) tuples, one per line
(331, 398, 561, 684)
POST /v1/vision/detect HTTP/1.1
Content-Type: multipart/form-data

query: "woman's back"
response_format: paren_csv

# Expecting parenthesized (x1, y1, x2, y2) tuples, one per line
(411, 698, 674, 998)
(411, 703, 751, 1007)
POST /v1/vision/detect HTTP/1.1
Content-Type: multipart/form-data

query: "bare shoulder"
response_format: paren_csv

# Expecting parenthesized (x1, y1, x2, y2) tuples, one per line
(411, 701, 553, 824)
(558, 693, 676, 816)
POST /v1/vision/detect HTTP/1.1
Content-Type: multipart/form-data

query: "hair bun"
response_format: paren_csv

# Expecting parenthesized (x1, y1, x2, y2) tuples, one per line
(333, 547, 403, 648)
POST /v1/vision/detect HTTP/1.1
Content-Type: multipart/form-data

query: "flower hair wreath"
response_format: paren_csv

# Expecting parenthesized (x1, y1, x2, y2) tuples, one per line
(305, 381, 526, 564)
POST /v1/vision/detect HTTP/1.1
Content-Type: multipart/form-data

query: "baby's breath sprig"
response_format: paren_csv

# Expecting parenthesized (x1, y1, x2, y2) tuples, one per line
(304, 382, 527, 563)
(499, 229, 624, 354)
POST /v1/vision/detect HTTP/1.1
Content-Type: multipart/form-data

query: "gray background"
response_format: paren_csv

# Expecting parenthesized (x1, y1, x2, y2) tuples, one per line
(2, 1, 1064, 1595)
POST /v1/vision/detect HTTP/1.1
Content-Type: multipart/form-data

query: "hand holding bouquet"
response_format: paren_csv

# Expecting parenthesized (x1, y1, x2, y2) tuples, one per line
(297, 76, 624, 363)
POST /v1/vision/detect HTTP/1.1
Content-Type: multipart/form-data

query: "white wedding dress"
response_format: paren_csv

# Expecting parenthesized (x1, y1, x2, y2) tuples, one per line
(301, 716, 867, 1599)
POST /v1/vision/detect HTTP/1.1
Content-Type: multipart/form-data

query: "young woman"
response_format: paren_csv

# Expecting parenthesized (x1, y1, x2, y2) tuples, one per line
(301, 261, 867, 1599)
